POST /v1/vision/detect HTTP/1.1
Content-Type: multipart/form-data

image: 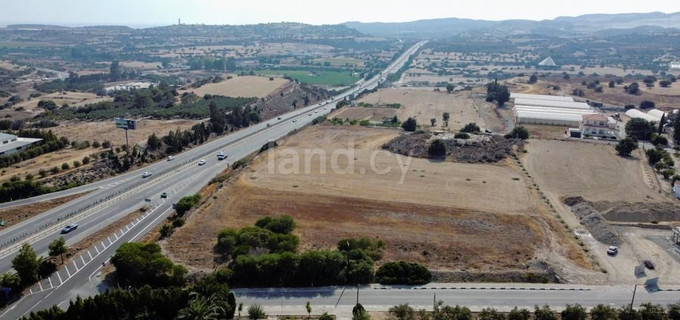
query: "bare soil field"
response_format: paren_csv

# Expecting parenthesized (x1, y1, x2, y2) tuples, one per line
(357, 88, 504, 132)
(331, 106, 397, 122)
(12, 91, 112, 113)
(164, 125, 592, 280)
(51, 119, 201, 146)
(179, 76, 288, 98)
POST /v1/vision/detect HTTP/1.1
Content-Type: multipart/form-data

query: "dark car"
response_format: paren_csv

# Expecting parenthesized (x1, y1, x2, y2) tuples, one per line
(644, 260, 655, 270)
(161, 192, 168, 199)
(61, 224, 78, 234)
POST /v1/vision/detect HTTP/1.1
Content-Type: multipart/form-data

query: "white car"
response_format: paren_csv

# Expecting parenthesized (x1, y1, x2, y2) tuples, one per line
(607, 246, 618, 256)
(61, 224, 78, 234)
(292, 119, 297, 122)
(198, 159, 206, 166)
(167, 156, 174, 161)
(142, 171, 152, 178)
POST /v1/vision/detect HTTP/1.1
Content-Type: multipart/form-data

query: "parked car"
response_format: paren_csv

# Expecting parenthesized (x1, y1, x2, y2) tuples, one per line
(607, 246, 618, 255)
(160, 192, 168, 199)
(142, 171, 152, 178)
(167, 156, 174, 161)
(198, 159, 206, 165)
(484, 129, 493, 134)
(61, 224, 78, 234)
(644, 260, 656, 270)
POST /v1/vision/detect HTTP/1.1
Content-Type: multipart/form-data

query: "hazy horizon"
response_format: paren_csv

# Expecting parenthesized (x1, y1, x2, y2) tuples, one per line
(1, 0, 680, 28)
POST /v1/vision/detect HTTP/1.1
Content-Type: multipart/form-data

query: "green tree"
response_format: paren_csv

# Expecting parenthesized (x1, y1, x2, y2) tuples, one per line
(446, 83, 455, 94)
(175, 194, 201, 216)
(639, 303, 667, 320)
(508, 307, 531, 320)
(442, 113, 450, 127)
(534, 305, 556, 320)
(178, 297, 220, 320)
(667, 303, 680, 320)
(436, 305, 473, 320)
(402, 118, 417, 132)
(248, 305, 266, 320)
(238, 303, 244, 318)
(390, 304, 416, 320)
(615, 137, 638, 156)
(674, 118, 680, 143)
(561, 304, 587, 320)
(640, 100, 656, 109)
(507, 127, 530, 140)
(460, 122, 481, 133)
(528, 75, 538, 84)
(659, 114, 666, 134)
(619, 306, 642, 320)
(209, 101, 225, 135)
(306, 301, 312, 318)
(590, 304, 619, 320)
(625, 118, 655, 140)
(48, 236, 68, 264)
(147, 133, 161, 150)
(430, 118, 436, 127)
(353, 303, 371, 320)
(319, 312, 334, 320)
(111, 242, 187, 287)
(428, 140, 447, 159)
(12, 243, 40, 286)
(109, 60, 121, 81)
(479, 308, 506, 320)
(0, 272, 22, 296)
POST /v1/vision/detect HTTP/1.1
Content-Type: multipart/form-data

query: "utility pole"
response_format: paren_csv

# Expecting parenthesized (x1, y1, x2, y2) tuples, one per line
(630, 284, 638, 309)
(124, 128, 130, 157)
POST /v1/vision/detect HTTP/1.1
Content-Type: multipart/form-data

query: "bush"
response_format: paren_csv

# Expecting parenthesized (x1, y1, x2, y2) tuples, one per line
(401, 118, 417, 132)
(248, 304, 267, 320)
(651, 134, 668, 146)
(174, 194, 201, 215)
(506, 127, 530, 140)
(615, 137, 638, 156)
(111, 242, 186, 287)
(73, 161, 81, 168)
(640, 100, 656, 109)
(82, 156, 91, 164)
(61, 163, 70, 170)
(460, 122, 481, 133)
(454, 132, 470, 139)
(428, 139, 446, 158)
(375, 261, 431, 285)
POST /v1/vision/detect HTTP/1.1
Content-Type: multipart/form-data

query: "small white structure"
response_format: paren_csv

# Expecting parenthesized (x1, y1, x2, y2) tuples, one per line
(538, 57, 557, 67)
(674, 181, 680, 199)
(625, 109, 660, 123)
(0, 133, 42, 156)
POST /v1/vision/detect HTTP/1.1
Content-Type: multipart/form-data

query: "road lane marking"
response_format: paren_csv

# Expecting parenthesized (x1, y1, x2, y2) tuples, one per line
(65, 265, 71, 277)
(38, 281, 43, 291)
(88, 250, 93, 260)
(48, 277, 52, 289)
(108, 236, 112, 245)
(73, 260, 79, 272)
(56, 271, 62, 284)
(125, 225, 130, 231)
(95, 245, 100, 254)
(100, 241, 106, 249)
(81, 255, 86, 265)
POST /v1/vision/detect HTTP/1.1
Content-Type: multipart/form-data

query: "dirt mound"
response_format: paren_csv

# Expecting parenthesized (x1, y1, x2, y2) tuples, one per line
(382, 132, 519, 163)
(563, 197, 621, 246)
(594, 201, 680, 223)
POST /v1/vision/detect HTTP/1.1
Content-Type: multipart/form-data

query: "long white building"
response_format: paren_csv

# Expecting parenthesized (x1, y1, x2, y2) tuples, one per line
(512, 93, 596, 127)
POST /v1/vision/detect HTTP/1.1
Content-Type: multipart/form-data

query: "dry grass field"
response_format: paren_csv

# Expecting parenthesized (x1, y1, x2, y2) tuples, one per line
(523, 140, 666, 204)
(51, 119, 201, 146)
(356, 88, 504, 132)
(12, 91, 112, 114)
(164, 125, 592, 279)
(179, 76, 288, 98)
(0, 147, 97, 182)
(331, 106, 397, 122)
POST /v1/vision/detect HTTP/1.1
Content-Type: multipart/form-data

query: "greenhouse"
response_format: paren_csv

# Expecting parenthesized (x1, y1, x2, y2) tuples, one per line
(646, 109, 667, 121)
(510, 93, 574, 102)
(625, 109, 660, 123)
(513, 98, 591, 110)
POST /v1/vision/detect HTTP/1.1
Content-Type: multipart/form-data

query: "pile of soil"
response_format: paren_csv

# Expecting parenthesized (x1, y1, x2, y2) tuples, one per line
(593, 201, 680, 223)
(382, 132, 520, 163)
(252, 82, 331, 120)
(563, 196, 621, 246)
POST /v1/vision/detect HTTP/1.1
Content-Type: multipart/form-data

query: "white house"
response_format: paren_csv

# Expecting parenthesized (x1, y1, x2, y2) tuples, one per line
(0, 133, 42, 156)
(580, 114, 615, 138)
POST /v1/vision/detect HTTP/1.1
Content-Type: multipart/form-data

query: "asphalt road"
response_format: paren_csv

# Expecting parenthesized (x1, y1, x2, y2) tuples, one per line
(0, 41, 427, 319)
(232, 283, 680, 319)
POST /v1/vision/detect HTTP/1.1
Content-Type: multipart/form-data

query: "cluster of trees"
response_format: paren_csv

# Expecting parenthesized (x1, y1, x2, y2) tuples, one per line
(0, 129, 69, 169)
(20, 271, 237, 320)
(386, 302, 680, 320)
(375, 261, 432, 285)
(36, 61, 138, 94)
(402, 118, 417, 132)
(213, 216, 428, 288)
(505, 127, 530, 140)
(428, 139, 447, 158)
(40, 84, 256, 121)
(0, 176, 80, 204)
(485, 80, 510, 107)
(188, 56, 236, 71)
(646, 146, 676, 179)
(625, 118, 656, 141)
(460, 122, 481, 133)
(110, 242, 187, 288)
(1, 239, 68, 302)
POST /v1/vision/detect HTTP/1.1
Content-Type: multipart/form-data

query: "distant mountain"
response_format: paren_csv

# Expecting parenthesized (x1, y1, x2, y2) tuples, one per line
(342, 12, 680, 38)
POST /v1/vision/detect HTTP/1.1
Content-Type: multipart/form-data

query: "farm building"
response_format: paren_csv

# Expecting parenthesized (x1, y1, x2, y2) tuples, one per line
(0, 133, 42, 156)
(510, 93, 573, 102)
(580, 114, 616, 138)
(646, 109, 667, 121)
(512, 93, 596, 127)
(625, 109, 660, 123)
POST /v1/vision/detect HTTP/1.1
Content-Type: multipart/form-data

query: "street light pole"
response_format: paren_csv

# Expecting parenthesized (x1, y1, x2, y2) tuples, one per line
(630, 284, 638, 309)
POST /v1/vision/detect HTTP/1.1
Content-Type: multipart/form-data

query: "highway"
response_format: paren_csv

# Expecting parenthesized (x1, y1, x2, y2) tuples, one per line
(232, 283, 680, 319)
(0, 40, 427, 319)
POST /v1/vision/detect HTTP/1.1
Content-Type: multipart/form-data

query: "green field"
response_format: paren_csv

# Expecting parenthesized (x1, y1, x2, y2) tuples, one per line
(253, 69, 359, 87)
(312, 57, 364, 67)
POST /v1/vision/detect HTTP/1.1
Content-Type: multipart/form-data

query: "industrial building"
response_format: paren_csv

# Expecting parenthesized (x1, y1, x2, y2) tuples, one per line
(0, 133, 42, 156)
(512, 93, 597, 127)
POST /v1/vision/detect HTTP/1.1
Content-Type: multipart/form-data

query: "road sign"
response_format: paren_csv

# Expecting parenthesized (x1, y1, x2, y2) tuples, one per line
(114, 118, 136, 130)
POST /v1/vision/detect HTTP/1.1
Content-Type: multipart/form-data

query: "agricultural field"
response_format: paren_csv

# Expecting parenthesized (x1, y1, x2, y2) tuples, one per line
(51, 119, 201, 147)
(11, 91, 112, 113)
(355, 88, 505, 132)
(179, 75, 288, 98)
(253, 69, 360, 87)
(164, 125, 592, 281)
(332, 106, 397, 122)
(312, 57, 365, 68)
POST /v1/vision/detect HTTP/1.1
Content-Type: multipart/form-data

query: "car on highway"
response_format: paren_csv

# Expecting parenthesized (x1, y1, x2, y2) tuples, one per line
(292, 119, 297, 122)
(198, 159, 206, 165)
(277, 117, 282, 120)
(61, 224, 78, 234)
(607, 246, 618, 256)
(160, 192, 168, 199)
(167, 156, 174, 161)
(217, 152, 227, 160)
(308, 113, 312, 116)
(142, 171, 152, 178)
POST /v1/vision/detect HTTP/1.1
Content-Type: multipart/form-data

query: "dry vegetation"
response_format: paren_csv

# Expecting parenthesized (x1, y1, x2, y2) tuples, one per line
(164, 125, 591, 280)
(353, 88, 504, 131)
(179, 76, 288, 98)
(51, 119, 201, 146)
(13, 91, 112, 113)
(0, 147, 98, 182)
(0, 191, 89, 227)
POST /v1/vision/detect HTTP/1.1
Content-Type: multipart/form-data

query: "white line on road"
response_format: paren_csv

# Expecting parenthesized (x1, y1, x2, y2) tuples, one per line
(88, 250, 93, 260)
(65, 265, 71, 277)
(108, 236, 112, 245)
(38, 281, 43, 291)
(48, 277, 52, 289)
(95, 245, 100, 254)
(125, 225, 130, 231)
(56, 271, 62, 285)
(100, 241, 106, 249)
(81, 255, 86, 265)
(72, 260, 79, 272)
(114, 232, 119, 240)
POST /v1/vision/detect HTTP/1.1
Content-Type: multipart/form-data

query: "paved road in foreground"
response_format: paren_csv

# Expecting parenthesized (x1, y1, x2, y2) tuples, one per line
(234, 283, 680, 319)
(0, 41, 427, 320)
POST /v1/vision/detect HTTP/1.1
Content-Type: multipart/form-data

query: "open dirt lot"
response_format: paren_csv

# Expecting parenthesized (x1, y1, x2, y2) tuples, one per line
(164, 125, 593, 281)
(12, 91, 112, 113)
(51, 119, 201, 146)
(0, 147, 98, 182)
(356, 88, 504, 132)
(179, 76, 288, 98)
(332, 106, 397, 122)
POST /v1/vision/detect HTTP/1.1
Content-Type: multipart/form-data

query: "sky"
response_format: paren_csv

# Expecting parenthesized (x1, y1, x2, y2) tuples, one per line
(1, 0, 680, 27)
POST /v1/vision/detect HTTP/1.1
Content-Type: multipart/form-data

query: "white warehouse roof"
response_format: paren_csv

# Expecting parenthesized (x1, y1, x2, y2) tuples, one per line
(625, 109, 659, 123)
(646, 109, 667, 121)
(514, 105, 596, 115)
(513, 98, 591, 110)
(510, 93, 574, 102)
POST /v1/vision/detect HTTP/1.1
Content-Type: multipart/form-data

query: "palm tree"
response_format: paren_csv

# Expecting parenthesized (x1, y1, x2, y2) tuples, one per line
(178, 295, 223, 320)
